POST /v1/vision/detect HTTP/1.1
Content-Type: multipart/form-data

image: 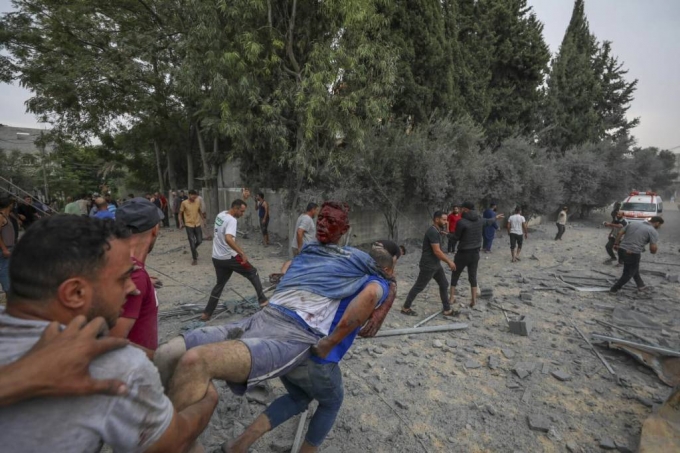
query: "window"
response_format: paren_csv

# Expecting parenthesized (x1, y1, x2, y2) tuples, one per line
(621, 202, 656, 212)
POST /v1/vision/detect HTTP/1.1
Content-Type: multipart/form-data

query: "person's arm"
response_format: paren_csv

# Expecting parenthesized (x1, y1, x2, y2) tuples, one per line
(109, 318, 136, 340)
(612, 228, 626, 249)
(522, 221, 528, 238)
(358, 280, 396, 338)
(0, 316, 129, 407)
(263, 201, 269, 222)
(225, 234, 248, 263)
(178, 203, 185, 228)
(144, 384, 218, 453)
(454, 220, 464, 241)
(432, 243, 455, 271)
(0, 221, 9, 258)
(650, 243, 658, 254)
(506, 219, 511, 233)
(296, 228, 305, 250)
(312, 283, 382, 358)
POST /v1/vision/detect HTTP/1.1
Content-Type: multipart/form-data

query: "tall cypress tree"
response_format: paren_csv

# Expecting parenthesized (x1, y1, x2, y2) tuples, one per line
(541, 0, 602, 153)
(481, 0, 550, 147)
(386, 0, 457, 124)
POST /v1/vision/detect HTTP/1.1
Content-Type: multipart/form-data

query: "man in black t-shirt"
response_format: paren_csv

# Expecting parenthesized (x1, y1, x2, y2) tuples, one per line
(604, 211, 627, 265)
(401, 211, 457, 316)
(16, 196, 40, 230)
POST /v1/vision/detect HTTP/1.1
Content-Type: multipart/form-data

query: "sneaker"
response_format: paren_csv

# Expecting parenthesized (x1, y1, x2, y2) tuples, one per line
(609, 288, 618, 294)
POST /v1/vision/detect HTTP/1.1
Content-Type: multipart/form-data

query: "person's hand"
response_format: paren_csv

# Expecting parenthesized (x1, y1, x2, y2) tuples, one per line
(239, 254, 249, 265)
(150, 276, 163, 289)
(524, 233, 528, 239)
(179, 223, 184, 229)
(27, 316, 130, 398)
(359, 281, 396, 338)
(448, 262, 457, 272)
(1, 248, 9, 259)
(311, 337, 335, 359)
(497, 214, 505, 219)
(613, 243, 619, 250)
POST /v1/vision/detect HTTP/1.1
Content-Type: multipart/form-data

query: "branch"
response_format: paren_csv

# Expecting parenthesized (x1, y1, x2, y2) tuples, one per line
(285, 0, 301, 76)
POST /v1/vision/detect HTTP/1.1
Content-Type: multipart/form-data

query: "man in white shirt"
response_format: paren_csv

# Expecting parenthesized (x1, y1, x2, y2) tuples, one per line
(291, 202, 319, 256)
(555, 206, 568, 240)
(200, 199, 268, 321)
(506, 207, 528, 263)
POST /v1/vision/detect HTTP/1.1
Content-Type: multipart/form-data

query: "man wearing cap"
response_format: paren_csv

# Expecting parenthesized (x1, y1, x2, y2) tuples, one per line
(109, 197, 164, 352)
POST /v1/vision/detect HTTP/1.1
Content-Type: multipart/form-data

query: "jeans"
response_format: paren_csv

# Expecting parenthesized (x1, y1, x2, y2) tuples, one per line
(402, 265, 450, 311)
(185, 226, 203, 260)
(447, 233, 457, 253)
(605, 237, 625, 263)
(265, 359, 344, 447)
(203, 257, 267, 316)
(611, 251, 645, 291)
(555, 223, 566, 240)
(450, 248, 480, 287)
(0, 252, 10, 293)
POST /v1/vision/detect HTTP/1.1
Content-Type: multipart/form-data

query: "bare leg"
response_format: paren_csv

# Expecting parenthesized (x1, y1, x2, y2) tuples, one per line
(449, 286, 456, 306)
(470, 287, 478, 308)
(222, 413, 271, 453)
(516, 247, 522, 260)
(169, 340, 252, 411)
(154, 336, 188, 389)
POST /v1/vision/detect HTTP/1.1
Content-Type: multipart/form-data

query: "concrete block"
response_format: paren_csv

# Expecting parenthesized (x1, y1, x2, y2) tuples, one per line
(509, 315, 533, 336)
(520, 291, 533, 301)
(479, 287, 494, 299)
(667, 274, 680, 283)
(527, 414, 550, 432)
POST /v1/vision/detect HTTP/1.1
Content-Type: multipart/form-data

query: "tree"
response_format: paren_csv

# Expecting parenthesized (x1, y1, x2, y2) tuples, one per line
(541, 0, 601, 153)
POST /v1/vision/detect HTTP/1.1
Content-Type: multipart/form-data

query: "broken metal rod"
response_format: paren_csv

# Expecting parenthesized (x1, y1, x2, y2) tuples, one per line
(591, 334, 680, 358)
(594, 320, 660, 346)
(368, 323, 468, 338)
(413, 310, 442, 328)
(291, 410, 308, 453)
(499, 303, 510, 324)
(489, 303, 521, 315)
(572, 324, 616, 375)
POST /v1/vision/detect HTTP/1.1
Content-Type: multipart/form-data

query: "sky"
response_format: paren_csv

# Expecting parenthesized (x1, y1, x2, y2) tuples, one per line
(1, 0, 679, 150)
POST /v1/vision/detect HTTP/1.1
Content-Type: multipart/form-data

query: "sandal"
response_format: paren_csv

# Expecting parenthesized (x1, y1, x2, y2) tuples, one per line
(400, 308, 418, 316)
(442, 309, 459, 317)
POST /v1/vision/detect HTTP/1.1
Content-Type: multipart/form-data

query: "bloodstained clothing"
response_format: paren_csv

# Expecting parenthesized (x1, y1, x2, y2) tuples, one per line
(121, 257, 159, 350)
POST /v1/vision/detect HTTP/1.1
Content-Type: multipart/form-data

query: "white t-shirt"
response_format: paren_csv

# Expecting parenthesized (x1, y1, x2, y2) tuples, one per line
(290, 213, 316, 248)
(213, 212, 238, 259)
(0, 309, 174, 453)
(508, 214, 526, 235)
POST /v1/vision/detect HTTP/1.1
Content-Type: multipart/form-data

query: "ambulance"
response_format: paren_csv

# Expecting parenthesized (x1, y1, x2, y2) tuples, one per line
(619, 191, 663, 222)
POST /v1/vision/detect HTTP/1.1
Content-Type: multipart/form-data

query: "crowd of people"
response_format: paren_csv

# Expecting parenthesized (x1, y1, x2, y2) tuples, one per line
(0, 188, 666, 452)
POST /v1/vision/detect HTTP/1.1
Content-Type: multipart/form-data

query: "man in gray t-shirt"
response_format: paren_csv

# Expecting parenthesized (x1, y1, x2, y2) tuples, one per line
(0, 215, 217, 452)
(291, 202, 319, 255)
(610, 217, 664, 293)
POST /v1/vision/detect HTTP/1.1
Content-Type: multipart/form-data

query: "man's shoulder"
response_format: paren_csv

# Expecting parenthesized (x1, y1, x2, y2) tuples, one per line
(89, 344, 157, 381)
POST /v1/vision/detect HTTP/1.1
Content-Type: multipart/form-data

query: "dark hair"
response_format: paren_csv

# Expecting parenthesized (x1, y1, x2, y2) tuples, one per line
(231, 199, 247, 209)
(257, 192, 264, 199)
(128, 193, 134, 198)
(650, 216, 664, 224)
(462, 201, 475, 210)
(8, 216, 131, 303)
(433, 210, 446, 220)
(188, 189, 198, 196)
(0, 197, 12, 210)
(306, 202, 318, 212)
(373, 239, 401, 259)
(369, 247, 395, 270)
(514, 207, 521, 213)
(399, 245, 407, 256)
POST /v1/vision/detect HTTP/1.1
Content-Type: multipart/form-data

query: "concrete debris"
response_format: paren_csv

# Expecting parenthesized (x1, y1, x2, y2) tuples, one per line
(488, 355, 500, 370)
(432, 340, 443, 348)
(566, 441, 579, 452)
(599, 438, 617, 450)
(465, 360, 482, 369)
(527, 414, 550, 432)
(551, 370, 571, 381)
(502, 348, 516, 359)
(509, 315, 533, 336)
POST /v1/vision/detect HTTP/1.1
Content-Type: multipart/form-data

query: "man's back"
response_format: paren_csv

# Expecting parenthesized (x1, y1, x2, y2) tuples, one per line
(0, 310, 173, 452)
(508, 214, 525, 235)
(64, 202, 80, 215)
(620, 221, 658, 254)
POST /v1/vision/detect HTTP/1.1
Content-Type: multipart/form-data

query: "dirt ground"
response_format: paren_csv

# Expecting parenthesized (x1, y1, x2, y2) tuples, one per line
(148, 207, 680, 453)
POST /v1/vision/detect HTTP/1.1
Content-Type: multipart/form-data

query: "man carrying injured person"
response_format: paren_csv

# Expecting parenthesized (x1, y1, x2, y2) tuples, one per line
(154, 202, 398, 426)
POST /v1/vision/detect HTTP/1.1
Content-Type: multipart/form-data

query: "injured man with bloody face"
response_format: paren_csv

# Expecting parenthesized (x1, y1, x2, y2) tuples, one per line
(154, 202, 399, 437)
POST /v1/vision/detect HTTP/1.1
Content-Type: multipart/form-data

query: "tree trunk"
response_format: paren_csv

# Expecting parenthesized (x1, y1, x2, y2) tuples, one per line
(153, 140, 165, 192)
(194, 124, 219, 219)
(167, 148, 177, 191)
(187, 152, 195, 190)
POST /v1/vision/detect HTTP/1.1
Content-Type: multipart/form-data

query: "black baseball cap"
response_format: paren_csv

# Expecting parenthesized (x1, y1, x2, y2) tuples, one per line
(116, 197, 164, 233)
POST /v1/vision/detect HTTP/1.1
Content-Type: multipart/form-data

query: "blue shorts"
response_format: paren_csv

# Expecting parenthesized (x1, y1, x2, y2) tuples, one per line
(182, 305, 322, 395)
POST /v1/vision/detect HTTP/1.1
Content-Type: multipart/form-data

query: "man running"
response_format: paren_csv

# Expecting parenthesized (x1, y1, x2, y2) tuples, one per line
(604, 211, 627, 265)
(179, 190, 204, 265)
(400, 211, 456, 317)
(610, 217, 664, 294)
(200, 199, 268, 321)
(450, 201, 485, 308)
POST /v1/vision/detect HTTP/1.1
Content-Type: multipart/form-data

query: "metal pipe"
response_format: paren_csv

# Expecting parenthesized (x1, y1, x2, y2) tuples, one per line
(291, 410, 308, 453)
(413, 310, 442, 328)
(591, 334, 680, 357)
(367, 323, 468, 338)
(572, 324, 616, 375)
(594, 320, 660, 346)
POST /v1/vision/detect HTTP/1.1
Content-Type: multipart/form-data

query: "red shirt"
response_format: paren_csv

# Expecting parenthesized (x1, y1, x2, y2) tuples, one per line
(121, 257, 159, 350)
(447, 213, 462, 233)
